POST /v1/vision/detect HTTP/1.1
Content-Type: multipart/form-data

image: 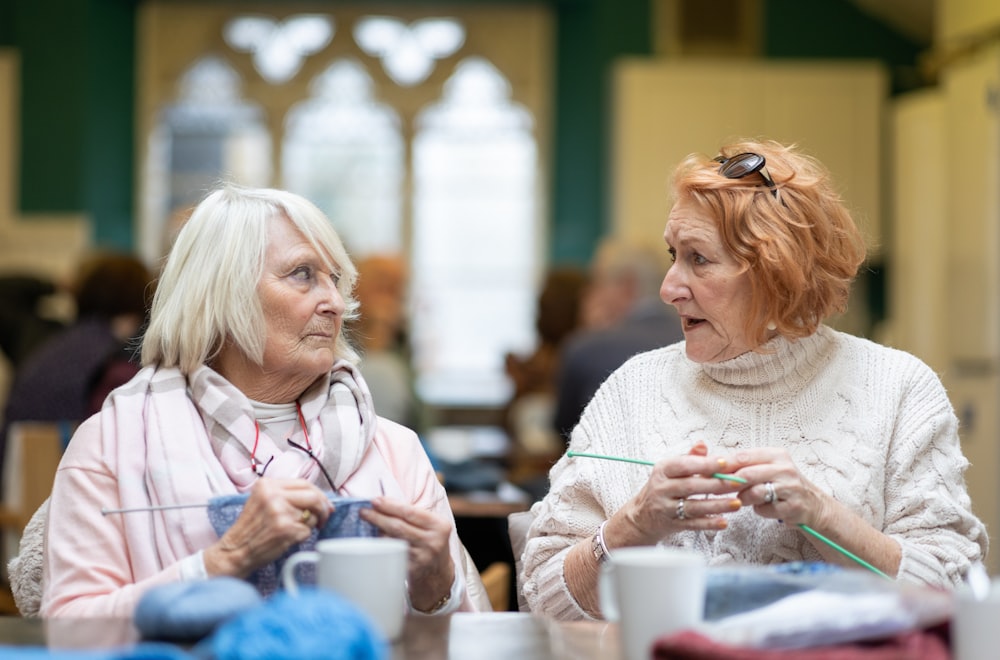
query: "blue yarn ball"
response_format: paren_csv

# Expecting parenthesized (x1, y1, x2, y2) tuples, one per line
(135, 577, 264, 641)
(201, 589, 388, 660)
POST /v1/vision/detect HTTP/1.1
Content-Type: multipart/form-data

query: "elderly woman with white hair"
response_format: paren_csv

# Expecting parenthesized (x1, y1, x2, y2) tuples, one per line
(36, 185, 485, 617)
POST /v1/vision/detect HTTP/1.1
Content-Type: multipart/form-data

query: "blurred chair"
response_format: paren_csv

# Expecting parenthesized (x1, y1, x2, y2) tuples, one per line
(480, 562, 511, 612)
(460, 545, 493, 613)
(507, 509, 535, 612)
(0, 421, 65, 614)
(0, 421, 64, 533)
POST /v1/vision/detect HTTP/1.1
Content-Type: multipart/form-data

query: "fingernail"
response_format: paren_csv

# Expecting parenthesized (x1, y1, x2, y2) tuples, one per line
(717, 458, 727, 468)
(716, 519, 728, 529)
(729, 499, 742, 510)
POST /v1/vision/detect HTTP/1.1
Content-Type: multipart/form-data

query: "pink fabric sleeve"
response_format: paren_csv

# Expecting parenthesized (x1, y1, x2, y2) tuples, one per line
(368, 418, 483, 612)
(40, 415, 185, 617)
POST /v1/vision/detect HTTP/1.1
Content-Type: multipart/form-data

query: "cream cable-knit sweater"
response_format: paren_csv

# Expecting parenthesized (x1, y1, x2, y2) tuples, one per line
(522, 325, 988, 620)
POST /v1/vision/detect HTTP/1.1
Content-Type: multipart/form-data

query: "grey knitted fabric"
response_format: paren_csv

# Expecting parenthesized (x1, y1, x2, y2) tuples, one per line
(8, 497, 47, 616)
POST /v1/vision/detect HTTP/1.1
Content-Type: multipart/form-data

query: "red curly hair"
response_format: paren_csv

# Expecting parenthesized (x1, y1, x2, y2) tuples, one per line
(669, 139, 867, 348)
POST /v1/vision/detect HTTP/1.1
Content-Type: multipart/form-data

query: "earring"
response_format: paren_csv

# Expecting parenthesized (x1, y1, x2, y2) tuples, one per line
(766, 321, 777, 331)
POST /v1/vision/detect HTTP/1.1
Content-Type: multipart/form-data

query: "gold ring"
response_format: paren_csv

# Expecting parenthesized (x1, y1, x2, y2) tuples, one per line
(300, 509, 312, 525)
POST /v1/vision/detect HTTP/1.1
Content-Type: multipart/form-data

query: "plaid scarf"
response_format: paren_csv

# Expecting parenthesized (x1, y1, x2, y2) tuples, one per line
(105, 359, 377, 574)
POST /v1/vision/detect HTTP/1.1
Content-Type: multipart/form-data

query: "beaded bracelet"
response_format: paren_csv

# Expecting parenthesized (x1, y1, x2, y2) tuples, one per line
(591, 520, 612, 564)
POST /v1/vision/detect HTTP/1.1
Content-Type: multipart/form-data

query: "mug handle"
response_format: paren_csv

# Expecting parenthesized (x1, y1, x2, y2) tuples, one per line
(280, 550, 319, 597)
(597, 561, 619, 621)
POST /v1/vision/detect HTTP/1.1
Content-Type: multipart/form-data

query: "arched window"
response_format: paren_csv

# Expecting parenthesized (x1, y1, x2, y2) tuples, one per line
(142, 56, 271, 263)
(411, 57, 538, 405)
(282, 59, 404, 256)
(139, 4, 552, 409)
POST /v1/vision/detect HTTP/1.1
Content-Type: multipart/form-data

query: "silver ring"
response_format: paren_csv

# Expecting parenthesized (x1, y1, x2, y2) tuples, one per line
(676, 498, 687, 520)
(763, 482, 776, 505)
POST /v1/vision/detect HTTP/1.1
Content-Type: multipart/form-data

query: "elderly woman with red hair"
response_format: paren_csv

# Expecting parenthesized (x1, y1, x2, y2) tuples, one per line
(521, 139, 987, 620)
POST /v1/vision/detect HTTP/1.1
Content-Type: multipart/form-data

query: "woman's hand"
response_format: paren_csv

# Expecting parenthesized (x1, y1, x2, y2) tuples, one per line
(725, 447, 901, 576)
(726, 447, 833, 528)
(564, 441, 742, 617)
(361, 497, 455, 613)
(610, 442, 744, 547)
(203, 478, 332, 578)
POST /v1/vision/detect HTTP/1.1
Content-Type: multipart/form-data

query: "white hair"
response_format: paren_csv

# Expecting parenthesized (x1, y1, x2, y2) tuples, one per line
(142, 184, 359, 374)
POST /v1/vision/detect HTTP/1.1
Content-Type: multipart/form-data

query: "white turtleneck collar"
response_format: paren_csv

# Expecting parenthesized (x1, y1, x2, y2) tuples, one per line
(699, 325, 837, 392)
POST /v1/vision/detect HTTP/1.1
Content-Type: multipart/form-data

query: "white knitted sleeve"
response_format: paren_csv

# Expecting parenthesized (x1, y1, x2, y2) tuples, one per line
(520, 353, 666, 619)
(881, 353, 988, 586)
(520, 448, 605, 620)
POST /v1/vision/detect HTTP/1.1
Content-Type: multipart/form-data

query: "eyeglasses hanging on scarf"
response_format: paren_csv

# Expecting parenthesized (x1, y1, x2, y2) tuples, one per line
(250, 402, 337, 491)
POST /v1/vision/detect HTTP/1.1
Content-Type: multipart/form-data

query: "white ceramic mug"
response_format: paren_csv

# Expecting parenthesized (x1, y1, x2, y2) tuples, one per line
(598, 546, 706, 660)
(953, 578, 1000, 660)
(281, 537, 409, 640)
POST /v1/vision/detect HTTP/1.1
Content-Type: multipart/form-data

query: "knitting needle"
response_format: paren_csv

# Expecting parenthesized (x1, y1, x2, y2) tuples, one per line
(566, 450, 892, 580)
(797, 524, 892, 580)
(101, 502, 208, 515)
(102, 489, 373, 516)
(566, 450, 749, 484)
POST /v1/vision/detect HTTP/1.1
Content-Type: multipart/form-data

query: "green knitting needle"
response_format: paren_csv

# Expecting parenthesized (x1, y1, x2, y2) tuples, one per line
(565, 450, 892, 581)
(566, 450, 748, 484)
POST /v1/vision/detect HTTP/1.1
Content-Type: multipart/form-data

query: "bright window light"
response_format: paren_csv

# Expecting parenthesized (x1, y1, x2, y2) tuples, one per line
(224, 14, 333, 83)
(354, 16, 465, 86)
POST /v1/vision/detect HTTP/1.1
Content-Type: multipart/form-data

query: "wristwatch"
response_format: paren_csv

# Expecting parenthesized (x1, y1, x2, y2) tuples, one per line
(591, 520, 611, 565)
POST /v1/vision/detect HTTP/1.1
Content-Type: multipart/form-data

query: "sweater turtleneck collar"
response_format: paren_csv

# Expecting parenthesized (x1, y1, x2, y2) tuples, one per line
(698, 325, 836, 394)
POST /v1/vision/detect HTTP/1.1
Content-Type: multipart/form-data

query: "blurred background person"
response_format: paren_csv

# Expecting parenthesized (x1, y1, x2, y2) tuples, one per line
(353, 253, 422, 432)
(503, 266, 589, 495)
(0, 276, 64, 371)
(553, 237, 684, 441)
(1, 251, 153, 465)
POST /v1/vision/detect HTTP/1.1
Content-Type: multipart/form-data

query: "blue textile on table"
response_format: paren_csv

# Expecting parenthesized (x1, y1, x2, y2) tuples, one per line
(0, 642, 193, 659)
(698, 562, 952, 649)
(207, 493, 378, 596)
(704, 561, 849, 620)
(134, 577, 264, 641)
(196, 588, 387, 660)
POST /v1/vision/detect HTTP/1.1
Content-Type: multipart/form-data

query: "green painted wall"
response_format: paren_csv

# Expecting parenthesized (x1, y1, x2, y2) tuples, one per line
(4, 0, 135, 250)
(11, 0, 89, 214)
(0, 1, 14, 45)
(83, 0, 136, 250)
(3, 0, 921, 262)
(549, 0, 652, 265)
(764, 0, 923, 95)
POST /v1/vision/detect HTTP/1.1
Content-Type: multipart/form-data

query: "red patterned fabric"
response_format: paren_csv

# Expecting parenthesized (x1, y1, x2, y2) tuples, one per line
(652, 623, 951, 660)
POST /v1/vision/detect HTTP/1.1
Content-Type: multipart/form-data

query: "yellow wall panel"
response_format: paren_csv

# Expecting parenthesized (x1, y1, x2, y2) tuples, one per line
(610, 59, 885, 259)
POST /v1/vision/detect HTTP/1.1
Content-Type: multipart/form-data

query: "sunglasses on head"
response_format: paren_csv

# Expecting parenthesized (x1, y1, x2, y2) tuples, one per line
(714, 152, 779, 200)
